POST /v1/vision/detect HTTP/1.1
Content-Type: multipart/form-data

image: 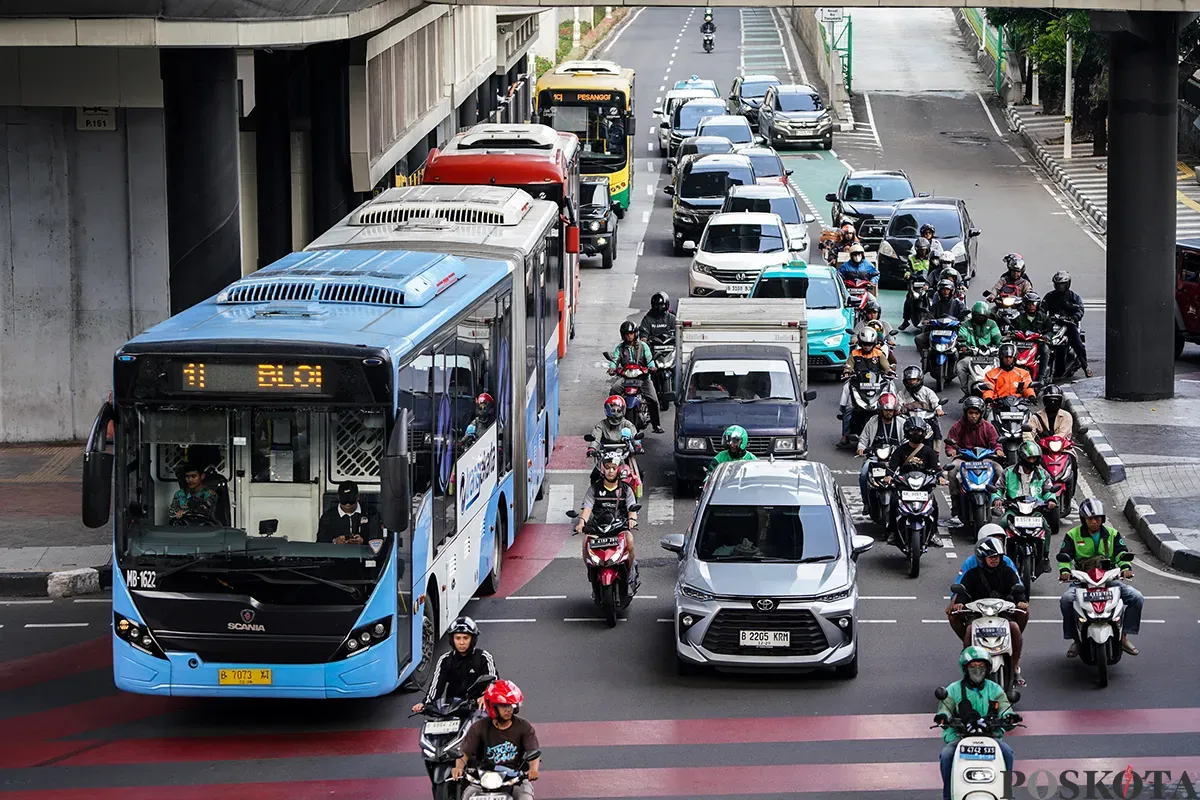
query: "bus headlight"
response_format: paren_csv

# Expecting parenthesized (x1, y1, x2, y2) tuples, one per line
(114, 612, 167, 660)
(333, 616, 393, 660)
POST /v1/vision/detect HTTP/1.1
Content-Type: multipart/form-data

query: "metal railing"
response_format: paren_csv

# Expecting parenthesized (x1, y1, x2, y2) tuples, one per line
(818, 13, 853, 93)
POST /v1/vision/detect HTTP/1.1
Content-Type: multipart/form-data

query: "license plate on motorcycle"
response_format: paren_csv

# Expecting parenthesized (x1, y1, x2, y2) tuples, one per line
(999, 412, 1024, 419)
(975, 626, 1008, 638)
(740, 630, 790, 648)
(1013, 515, 1042, 528)
(870, 468, 887, 478)
(960, 744, 996, 760)
(474, 795, 511, 800)
(589, 536, 621, 549)
(900, 490, 928, 502)
(423, 719, 461, 735)
(1084, 590, 1110, 603)
(725, 283, 752, 296)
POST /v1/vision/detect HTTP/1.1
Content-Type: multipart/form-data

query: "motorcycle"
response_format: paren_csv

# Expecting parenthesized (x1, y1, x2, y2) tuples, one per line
(1008, 330, 1047, 381)
(841, 364, 892, 440)
(989, 292, 1022, 334)
(948, 591, 1019, 694)
(453, 749, 543, 800)
(702, 31, 714, 52)
(933, 686, 1022, 800)
(986, 394, 1032, 466)
(951, 446, 1000, 540)
(957, 345, 998, 398)
(902, 274, 931, 329)
(603, 351, 652, 432)
(565, 503, 641, 627)
(999, 496, 1052, 589)
(923, 317, 961, 392)
(1068, 560, 1127, 688)
(1039, 434, 1077, 515)
(892, 465, 940, 578)
(842, 277, 874, 323)
(647, 339, 677, 410)
(419, 673, 496, 800)
(862, 443, 897, 527)
(583, 432, 644, 496)
(1048, 314, 1087, 380)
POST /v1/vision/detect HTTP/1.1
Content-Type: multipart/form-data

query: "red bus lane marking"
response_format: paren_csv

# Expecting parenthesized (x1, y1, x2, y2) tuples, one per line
(46, 707, 1200, 767)
(493, 522, 574, 598)
(0, 636, 111, 692)
(6, 757, 1200, 799)
(547, 436, 591, 471)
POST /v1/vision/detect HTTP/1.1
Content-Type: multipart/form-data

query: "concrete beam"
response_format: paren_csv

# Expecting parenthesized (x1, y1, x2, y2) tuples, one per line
(420, 0, 1200, 9)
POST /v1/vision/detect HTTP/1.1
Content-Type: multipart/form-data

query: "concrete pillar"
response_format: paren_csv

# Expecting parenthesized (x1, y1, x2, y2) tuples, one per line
(458, 89, 479, 128)
(1096, 11, 1181, 400)
(254, 49, 293, 267)
(161, 49, 241, 314)
(308, 41, 358, 237)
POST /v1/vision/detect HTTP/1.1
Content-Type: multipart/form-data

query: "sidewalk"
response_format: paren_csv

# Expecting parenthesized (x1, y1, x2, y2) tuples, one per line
(1063, 379, 1200, 576)
(1005, 104, 1200, 236)
(0, 444, 111, 597)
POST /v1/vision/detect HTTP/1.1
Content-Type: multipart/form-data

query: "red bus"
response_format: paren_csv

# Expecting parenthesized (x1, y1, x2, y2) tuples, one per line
(425, 124, 582, 357)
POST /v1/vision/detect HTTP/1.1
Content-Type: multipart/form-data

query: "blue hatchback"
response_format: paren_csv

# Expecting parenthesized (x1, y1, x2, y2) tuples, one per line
(750, 261, 853, 372)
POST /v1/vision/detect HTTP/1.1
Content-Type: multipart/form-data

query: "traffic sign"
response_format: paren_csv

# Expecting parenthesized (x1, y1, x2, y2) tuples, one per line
(819, 7, 844, 23)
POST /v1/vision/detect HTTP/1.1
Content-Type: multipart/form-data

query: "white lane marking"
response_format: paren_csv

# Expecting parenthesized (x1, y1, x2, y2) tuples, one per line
(656, 618, 673, 623)
(646, 160, 654, 172)
(859, 619, 897, 624)
(601, 6, 643, 54)
(564, 617, 628, 622)
(637, 240, 645, 257)
(647, 487, 674, 525)
(546, 483, 575, 522)
(73, 598, 111, 603)
(976, 92, 1004, 138)
(659, 85, 666, 92)
(476, 618, 537, 623)
(669, 59, 674, 66)
(0, 599, 51, 605)
(24, 622, 89, 628)
(655, 97, 662, 106)
(648, 126, 656, 135)
(1133, 558, 1200, 586)
(1005, 143, 1028, 164)
(646, 185, 654, 198)
(863, 93, 883, 150)
(632, 274, 639, 291)
(945, 552, 958, 558)
(775, 7, 809, 84)
(648, 142, 655, 152)
(859, 596, 917, 600)
(839, 158, 854, 171)
(631, 595, 659, 600)
(504, 595, 567, 601)
(738, 8, 746, 73)
(922, 619, 949, 623)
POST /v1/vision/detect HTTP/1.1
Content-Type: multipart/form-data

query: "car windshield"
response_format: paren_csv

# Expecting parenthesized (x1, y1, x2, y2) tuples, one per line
(686, 358, 796, 401)
(741, 81, 778, 98)
(683, 139, 734, 158)
(702, 223, 786, 254)
(680, 167, 753, 198)
(777, 92, 822, 112)
(723, 194, 800, 223)
(746, 153, 784, 178)
(843, 177, 913, 203)
(580, 182, 609, 207)
(888, 208, 963, 238)
(677, 103, 725, 129)
(695, 504, 840, 562)
(755, 274, 841, 307)
(699, 123, 752, 144)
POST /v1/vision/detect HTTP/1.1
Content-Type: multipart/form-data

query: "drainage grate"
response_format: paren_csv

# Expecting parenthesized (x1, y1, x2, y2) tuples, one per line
(795, 153, 822, 160)
(940, 131, 992, 145)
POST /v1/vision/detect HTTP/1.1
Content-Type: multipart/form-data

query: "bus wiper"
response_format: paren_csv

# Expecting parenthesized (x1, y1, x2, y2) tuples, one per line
(156, 551, 238, 579)
(245, 566, 361, 600)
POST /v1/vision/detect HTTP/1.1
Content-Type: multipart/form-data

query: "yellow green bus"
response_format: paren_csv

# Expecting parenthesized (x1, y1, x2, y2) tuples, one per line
(535, 60, 636, 211)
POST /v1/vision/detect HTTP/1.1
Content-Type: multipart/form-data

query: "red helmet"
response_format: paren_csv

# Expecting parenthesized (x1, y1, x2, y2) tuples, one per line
(604, 395, 626, 419)
(475, 392, 495, 416)
(483, 678, 523, 718)
(878, 392, 900, 412)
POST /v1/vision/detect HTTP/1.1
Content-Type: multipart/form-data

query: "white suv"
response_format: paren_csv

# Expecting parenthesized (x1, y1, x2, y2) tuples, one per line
(688, 212, 792, 297)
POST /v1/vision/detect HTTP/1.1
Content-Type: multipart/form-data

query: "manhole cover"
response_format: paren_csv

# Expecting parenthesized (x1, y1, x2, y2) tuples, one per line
(795, 153, 822, 160)
(940, 131, 991, 145)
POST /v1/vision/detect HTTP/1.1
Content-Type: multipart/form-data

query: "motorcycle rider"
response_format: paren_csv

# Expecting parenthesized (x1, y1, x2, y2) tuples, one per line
(856, 391, 906, 508)
(826, 222, 859, 264)
(590, 396, 639, 484)
(853, 299, 897, 352)
(955, 302, 1003, 395)
(944, 396, 1002, 526)
(899, 365, 945, 450)
(935, 647, 1018, 800)
(947, 537, 1029, 685)
(1058, 498, 1144, 658)
(915, 279, 970, 360)
(889, 417, 941, 474)
(907, 238, 933, 279)
(986, 253, 1033, 299)
(1024, 384, 1073, 442)
(453, 679, 540, 799)
(700, 9, 715, 36)
(837, 243, 879, 295)
(954, 524, 1019, 582)
(992, 441, 1060, 554)
(638, 291, 677, 411)
(608, 320, 663, 433)
(462, 392, 497, 447)
(1012, 291, 1052, 380)
(919, 223, 944, 256)
(865, 319, 899, 368)
(981, 343, 1037, 402)
(412, 616, 497, 714)
(1043, 270, 1093, 378)
(838, 327, 894, 448)
(575, 451, 640, 589)
(705, 424, 757, 483)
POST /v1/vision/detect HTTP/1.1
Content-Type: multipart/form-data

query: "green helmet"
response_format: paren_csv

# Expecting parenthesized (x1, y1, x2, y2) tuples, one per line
(723, 425, 748, 453)
(971, 300, 990, 318)
(959, 645, 991, 676)
(1018, 441, 1042, 461)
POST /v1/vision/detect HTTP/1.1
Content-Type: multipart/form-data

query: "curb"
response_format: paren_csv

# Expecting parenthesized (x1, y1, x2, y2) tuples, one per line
(0, 564, 112, 598)
(1061, 389, 1126, 484)
(840, 100, 855, 133)
(1124, 497, 1200, 576)
(582, 7, 638, 61)
(1003, 106, 1108, 234)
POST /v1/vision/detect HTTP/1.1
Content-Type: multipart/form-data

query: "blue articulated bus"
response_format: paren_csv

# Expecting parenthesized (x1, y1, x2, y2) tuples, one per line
(81, 246, 555, 698)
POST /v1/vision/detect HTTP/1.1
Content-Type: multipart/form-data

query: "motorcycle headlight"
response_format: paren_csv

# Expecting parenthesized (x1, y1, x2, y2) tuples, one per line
(481, 772, 504, 790)
(1049, 440, 1063, 452)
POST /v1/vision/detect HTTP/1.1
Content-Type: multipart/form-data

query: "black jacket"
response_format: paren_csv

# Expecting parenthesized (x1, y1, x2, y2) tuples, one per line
(700, 20, 715, 32)
(638, 310, 677, 348)
(424, 647, 498, 704)
(1043, 288, 1084, 323)
(890, 442, 939, 472)
(954, 562, 1026, 604)
(929, 296, 969, 321)
(316, 505, 382, 543)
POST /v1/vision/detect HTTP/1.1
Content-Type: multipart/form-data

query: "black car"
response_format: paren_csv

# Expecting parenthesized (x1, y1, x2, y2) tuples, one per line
(826, 170, 922, 250)
(664, 153, 757, 256)
(726, 74, 781, 129)
(579, 176, 622, 268)
(876, 197, 981, 289)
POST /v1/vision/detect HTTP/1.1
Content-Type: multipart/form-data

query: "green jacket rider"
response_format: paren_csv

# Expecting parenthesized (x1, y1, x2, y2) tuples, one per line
(704, 425, 756, 481)
(990, 442, 1056, 506)
(1057, 521, 1133, 574)
(935, 646, 1016, 744)
(958, 302, 1003, 350)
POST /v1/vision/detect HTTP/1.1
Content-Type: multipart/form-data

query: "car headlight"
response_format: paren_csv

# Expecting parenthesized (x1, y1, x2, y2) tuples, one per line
(824, 332, 845, 347)
(680, 436, 708, 451)
(681, 583, 714, 602)
(878, 240, 897, 259)
(814, 588, 852, 603)
(691, 261, 712, 275)
(773, 437, 796, 452)
(589, 220, 601, 232)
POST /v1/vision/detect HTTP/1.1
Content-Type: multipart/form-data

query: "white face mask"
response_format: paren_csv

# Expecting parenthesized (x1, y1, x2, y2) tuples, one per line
(967, 665, 989, 684)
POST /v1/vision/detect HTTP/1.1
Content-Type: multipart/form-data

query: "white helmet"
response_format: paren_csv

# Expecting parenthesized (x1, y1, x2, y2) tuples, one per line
(976, 523, 1006, 543)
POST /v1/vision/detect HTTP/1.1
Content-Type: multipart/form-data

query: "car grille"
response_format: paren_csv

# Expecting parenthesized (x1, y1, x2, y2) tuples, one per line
(708, 266, 764, 284)
(857, 219, 886, 240)
(702, 608, 830, 656)
(707, 435, 773, 455)
(809, 354, 834, 366)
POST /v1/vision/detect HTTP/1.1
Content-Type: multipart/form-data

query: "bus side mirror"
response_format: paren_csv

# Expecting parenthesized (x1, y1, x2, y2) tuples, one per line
(566, 225, 580, 254)
(82, 401, 115, 529)
(381, 408, 412, 534)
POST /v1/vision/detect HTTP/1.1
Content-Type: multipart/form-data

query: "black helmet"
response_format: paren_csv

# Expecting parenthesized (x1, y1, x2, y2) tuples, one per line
(937, 279, 955, 296)
(975, 536, 1004, 563)
(620, 320, 637, 338)
(863, 297, 881, 317)
(449, 615, 480, 644)
(964, 396, 985, 415)
(651, 291, 670, 313)
(1004, 253, 1025, 274)
(1079, 497, 1105, 524)
(902, 365, 922, 388)
(998, 342, 1017, 363)
(1023, 291, 1041, 309)
(904, 417, 927, 443)
(1042, 384, 1064, 412)
(914, 239, 931, 254)
(1052, 270, 1071, 291)
(920, 223, 936, 237)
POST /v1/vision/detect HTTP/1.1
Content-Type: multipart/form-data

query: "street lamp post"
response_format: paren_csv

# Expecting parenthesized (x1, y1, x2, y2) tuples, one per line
(1063, 33, 1073, 160)
(573, 7, 581, 47)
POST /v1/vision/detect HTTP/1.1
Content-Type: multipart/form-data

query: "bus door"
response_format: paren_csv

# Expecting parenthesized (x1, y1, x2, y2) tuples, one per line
(524, 254, 547, 513)
(238, 410, 325, 542)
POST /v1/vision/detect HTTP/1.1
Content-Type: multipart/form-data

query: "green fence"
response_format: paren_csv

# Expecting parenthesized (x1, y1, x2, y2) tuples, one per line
(963, 8, 1007, 95)
(817, 13, 853, 93)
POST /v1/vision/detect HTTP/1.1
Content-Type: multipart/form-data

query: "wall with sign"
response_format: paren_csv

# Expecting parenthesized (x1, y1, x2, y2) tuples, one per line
(0, 106, 169, 442)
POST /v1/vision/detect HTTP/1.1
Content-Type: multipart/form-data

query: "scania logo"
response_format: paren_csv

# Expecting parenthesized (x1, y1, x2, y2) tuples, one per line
(241, 609, 255, 623)
(228, 608, 265, 632)
(756, 598, 775, 611)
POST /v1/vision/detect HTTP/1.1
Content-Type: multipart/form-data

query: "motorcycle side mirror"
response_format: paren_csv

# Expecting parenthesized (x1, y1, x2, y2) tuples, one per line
(565, 509, 579, 518)
(950, 583, 968, 596)
(602, 352, 613, 361)
(628, 504, 642, 513)
(524, 749, 543, 763)
(447, 746, 463, 759)
(938, 398, 948, 406)
(888, 329, 899, 336)
(470, 673, 498, 691)
(583, 433, 596, 442)
(934, 686, 949, 700)
(1007, 690, 1021, 704)
(634, 430, 645, 440)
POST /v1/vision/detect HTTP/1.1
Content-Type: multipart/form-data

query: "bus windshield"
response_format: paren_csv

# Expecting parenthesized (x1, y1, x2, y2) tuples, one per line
(542, 103, 627, 169)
